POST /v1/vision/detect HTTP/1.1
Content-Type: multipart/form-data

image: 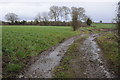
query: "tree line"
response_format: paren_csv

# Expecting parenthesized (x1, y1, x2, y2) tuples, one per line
(2, 5, 93, 31)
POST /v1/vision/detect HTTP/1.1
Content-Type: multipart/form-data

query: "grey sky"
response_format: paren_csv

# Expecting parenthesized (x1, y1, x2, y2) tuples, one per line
(0, 0, 119, 23)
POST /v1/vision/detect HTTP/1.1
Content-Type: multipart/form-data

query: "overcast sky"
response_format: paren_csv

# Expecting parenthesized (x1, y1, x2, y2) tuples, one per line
(0, 0, 119, 23)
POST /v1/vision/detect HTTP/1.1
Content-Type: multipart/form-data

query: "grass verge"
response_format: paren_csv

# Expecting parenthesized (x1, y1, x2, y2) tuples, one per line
(96, 32, 118, 75)
(53, 35, 88, 78)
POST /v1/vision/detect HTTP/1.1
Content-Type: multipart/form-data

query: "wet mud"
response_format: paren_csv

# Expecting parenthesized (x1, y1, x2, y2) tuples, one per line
(80, 33, 115, 78)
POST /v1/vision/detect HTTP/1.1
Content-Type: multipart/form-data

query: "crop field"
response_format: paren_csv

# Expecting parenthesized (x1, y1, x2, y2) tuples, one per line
(81, 23, 116, 30)
(2, 26, 79, 77)
(93, 23, 116, 29)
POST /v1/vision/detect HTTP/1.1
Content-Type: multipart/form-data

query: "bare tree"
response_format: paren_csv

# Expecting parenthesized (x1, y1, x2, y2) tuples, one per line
(71, 7, 79, 31)
(78, 7, 85, 21)
(5, 13, 19, 24)
(34, 13, 43, 25)
(35, 13, 42, 23)
(112, 18, 117, 23)
(41, 12, 50, 21)
(61, 6, 70, 22)
(82, 14, 88, 22)
(35, 12, 50, 25)
(35, 12, 49, 21)
(71, 7, 87, 31)
(118, 1, 120, 39)
(49, 6, 61, 21)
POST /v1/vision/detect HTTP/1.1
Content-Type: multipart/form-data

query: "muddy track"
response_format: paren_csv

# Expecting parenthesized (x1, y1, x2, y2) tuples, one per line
(18, 35, 81, 78)
(80, 33, 115, 78)
(53, 33, 116, 78)
(19, 33, 115, 78)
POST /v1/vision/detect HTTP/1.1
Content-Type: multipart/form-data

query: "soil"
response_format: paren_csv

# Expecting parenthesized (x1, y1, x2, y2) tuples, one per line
(78, 33, 115, 78)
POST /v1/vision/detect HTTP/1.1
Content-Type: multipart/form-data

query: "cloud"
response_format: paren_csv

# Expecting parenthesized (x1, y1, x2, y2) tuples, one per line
(0, 2, 52, 20)
(0, 0, 119, 2)
(0, 2, 117, 23)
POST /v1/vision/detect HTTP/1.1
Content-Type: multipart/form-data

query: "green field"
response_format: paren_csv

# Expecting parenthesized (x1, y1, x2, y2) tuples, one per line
(2, 25, 80, 77)
(80, 23, 116, 34)
(81, 23, 116, 30)
(93, 23, 116, 29)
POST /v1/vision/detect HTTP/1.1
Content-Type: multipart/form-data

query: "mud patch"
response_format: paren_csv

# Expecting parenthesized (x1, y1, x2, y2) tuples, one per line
(80, 34, 115, 78)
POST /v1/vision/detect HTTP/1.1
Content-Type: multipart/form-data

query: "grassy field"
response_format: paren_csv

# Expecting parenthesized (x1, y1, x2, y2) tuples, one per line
(81, 23, 116, 30)
(2, 25, 80, 77)
(92, 23, 116, 29)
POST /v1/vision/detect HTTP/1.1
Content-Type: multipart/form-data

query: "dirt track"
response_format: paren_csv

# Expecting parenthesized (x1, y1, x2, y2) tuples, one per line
(19, 35, 81, 78)
(79, 33, 115, 78)
(19, 33, 115, 78)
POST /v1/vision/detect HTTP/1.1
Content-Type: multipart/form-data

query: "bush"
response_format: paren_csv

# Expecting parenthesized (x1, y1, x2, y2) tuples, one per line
(86, 18, 92, 26)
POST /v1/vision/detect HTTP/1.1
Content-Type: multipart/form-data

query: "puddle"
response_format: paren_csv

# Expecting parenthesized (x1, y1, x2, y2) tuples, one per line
(19, 35, 81, 78)
(81, 34, 114, 78)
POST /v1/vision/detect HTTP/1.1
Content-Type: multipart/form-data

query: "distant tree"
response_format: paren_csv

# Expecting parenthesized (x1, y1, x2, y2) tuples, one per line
(100, 20, 102, 23)
(71, 7, 79, 31)
(35, 12, 50, 25)
(14, 21, 18, 25)
(112, 18, 117, 23)
(77, 7, 86, 21)
(0, 21, 2, 25)
(82, 14, 88, 22)
(118, 1, 120, 40)
(49, 6, 61, 21)
(34, 19, 39, 24)
(71, 7, 87, 30)
(86, 18, 92, 26)
(61, 6, 70, 22)
(5, 13, 19, 24)
(41, 12, 50, 22)
(35, 13, 43, 23)
(30, 21, 33, 25)
(21, 20, 26, 25)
